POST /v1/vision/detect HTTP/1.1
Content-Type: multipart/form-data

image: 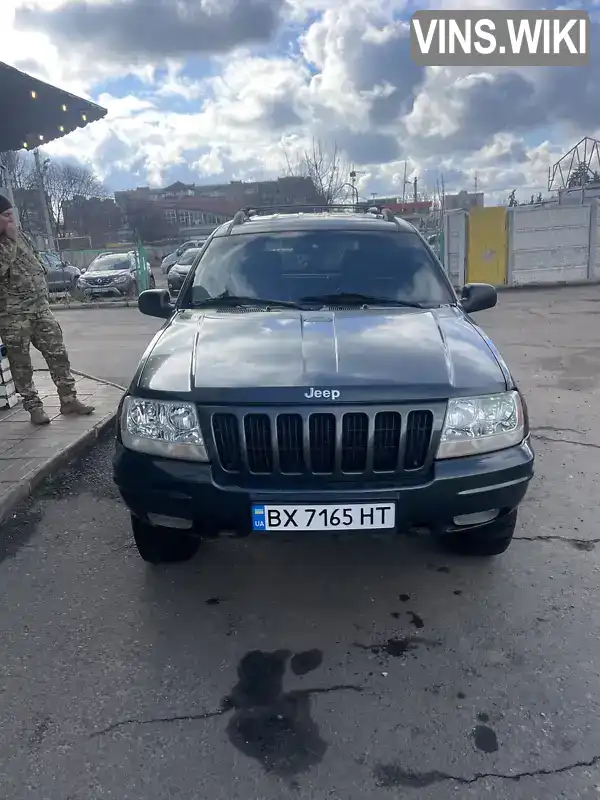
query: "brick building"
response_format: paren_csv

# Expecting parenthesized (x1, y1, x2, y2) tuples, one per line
(112, 175, 322, 243)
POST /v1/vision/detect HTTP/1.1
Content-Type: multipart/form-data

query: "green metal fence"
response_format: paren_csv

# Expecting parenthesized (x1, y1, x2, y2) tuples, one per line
(133, 239, 149, 293)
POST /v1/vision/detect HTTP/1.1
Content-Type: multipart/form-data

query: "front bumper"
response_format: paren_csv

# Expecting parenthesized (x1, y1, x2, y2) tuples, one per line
(113, 438, 534, 537)
(79, 282, 132, 297)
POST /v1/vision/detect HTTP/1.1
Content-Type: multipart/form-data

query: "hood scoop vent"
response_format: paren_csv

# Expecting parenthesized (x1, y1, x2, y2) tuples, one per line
(214, 305, 360, 314)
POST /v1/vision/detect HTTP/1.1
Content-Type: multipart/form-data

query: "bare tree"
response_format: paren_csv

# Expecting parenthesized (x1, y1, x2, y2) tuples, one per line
(507, 189, 519, 207)
(0, 150, 37, 224)
(41, 158, 108, 238)
(283, 138, 350, 205)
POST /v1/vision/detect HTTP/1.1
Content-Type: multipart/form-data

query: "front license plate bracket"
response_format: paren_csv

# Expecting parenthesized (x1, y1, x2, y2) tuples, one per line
(251, 503, 396, 532)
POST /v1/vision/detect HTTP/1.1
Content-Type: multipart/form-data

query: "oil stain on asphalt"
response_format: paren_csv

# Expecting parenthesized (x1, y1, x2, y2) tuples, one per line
(355, 636, 438, 659)
(223, 649, 362, 779)
(407, 611, 424, 629)
(473, 720, 499, 753)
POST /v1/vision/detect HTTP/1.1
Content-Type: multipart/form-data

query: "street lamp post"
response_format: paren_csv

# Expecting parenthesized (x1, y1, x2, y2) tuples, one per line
(33, 149, 55, 249)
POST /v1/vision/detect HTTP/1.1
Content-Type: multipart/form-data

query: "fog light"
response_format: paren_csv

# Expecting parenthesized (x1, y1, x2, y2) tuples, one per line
(453, 510, 499, 527)
(147, 513, 193, 530)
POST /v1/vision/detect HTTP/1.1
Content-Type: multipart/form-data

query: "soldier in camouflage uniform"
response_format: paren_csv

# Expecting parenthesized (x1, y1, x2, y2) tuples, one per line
(0, 195, 94, 425)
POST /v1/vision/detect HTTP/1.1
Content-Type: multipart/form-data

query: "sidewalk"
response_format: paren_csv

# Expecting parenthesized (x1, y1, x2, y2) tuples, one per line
(0, 370, 123, 524)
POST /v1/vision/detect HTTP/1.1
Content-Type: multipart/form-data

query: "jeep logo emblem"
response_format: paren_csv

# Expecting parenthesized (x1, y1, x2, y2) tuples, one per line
(304, 387, 340, 400)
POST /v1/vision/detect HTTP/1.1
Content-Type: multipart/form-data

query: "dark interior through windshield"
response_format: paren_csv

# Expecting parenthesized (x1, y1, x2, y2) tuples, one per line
(178, 249, 201, 266)
(89, 256, 131, 272)
(185, 230, 453, 306)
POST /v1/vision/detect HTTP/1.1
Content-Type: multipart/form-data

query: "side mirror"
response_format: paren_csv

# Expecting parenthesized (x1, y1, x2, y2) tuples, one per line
(138, 289, 173, 319)
(460, 283, 497, 314)
(80, 266, 87, 273)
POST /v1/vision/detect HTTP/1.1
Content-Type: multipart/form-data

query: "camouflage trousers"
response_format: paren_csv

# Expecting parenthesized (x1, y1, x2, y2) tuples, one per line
(0, 310, 77, 411)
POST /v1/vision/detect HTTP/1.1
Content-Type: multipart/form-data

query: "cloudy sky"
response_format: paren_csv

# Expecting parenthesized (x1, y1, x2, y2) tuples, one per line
(5, 0, 600, 202)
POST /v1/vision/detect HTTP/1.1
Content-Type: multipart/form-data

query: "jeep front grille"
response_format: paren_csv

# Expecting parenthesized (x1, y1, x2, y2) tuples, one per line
(210, 407, 437, 477)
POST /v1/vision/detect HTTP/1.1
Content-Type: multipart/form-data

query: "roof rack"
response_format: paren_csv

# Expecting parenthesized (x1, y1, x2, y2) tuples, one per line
(226, 209, 248, 234)
(380, 207, 402, 228)
(226, 203, 403, 233)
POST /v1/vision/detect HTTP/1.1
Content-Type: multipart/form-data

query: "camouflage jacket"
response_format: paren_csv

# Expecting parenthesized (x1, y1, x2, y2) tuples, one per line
(0, 230, 50, 319)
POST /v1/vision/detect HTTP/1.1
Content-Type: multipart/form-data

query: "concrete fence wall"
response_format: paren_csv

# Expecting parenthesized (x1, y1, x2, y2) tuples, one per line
(61, 242, 192, 269)
(443, 209, 467, 288)
(508, 204, 593, 285)
(442, 200, 600, 288)
(61, 248, 131, 269)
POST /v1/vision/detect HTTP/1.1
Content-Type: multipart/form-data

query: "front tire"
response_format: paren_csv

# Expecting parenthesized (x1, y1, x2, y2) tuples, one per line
(441, 510, 518, 557)
(131, 515, 201, 564)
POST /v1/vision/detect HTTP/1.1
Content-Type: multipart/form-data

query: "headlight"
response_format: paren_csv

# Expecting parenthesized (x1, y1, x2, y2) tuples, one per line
(437, 391, 525, 459)
(114, 274, 129, 283)
(120, 396, 208, 461)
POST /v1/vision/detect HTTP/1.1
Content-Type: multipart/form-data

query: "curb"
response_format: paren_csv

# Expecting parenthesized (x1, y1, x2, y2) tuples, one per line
(71, 369, 127, 392)
(50, 300, 135, 311)
(0, 410, 117, 525)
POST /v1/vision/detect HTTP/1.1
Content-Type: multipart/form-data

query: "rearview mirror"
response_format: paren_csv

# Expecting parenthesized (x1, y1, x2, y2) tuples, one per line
(460, 283, 497, 314)
(138, 289, 173, 319)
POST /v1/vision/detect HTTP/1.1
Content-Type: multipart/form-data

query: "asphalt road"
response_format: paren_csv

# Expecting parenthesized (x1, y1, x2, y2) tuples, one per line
(32, 307, 162, 388)
(4, 284, 600, 799)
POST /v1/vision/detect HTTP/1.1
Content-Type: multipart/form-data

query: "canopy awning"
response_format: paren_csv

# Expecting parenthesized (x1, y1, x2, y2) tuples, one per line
(1, 62, 107, 152)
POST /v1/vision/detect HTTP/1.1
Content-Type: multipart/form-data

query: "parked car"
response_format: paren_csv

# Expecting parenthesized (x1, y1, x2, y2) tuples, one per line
(167, 247, 202, 294)
(114, 205, 534, 564)
(161, 239, 206, 274)
(39, 250, 81, 293)
(77, 252, 155, 298)
(80, 252, 112, 274)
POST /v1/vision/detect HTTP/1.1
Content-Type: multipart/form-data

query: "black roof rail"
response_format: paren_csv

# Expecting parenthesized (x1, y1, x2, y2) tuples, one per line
(226, 209, 248, 234)
(381, 207, 402, 228)
(225, 203, 403, 230)
(237, 203, 376, 216)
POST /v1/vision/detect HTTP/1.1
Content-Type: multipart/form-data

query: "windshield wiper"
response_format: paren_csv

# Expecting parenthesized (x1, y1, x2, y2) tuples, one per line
(190, 294, 302, 309)
(300, 292, 427, 309)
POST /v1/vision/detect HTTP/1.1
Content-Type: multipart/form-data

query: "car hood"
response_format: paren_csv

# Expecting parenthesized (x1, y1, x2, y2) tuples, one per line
(135, 306, 510, 403)
(83, 270, 129, 280)
(171, 263, 191, 273)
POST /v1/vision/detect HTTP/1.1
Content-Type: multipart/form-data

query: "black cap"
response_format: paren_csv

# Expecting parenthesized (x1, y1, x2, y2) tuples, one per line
(0, 194, 13, 215)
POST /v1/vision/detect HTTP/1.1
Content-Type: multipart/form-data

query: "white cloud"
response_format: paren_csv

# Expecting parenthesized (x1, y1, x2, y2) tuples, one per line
(4, 0, 598, 201)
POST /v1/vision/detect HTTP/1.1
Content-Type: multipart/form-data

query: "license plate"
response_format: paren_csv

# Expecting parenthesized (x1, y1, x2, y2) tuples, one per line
(251, 503, 396, 532)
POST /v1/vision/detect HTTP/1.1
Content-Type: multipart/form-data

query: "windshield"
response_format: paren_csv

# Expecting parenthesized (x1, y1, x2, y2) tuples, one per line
(88, 255, 131, 272)
(183, 230, 454, 307)
(178, 248, 201, 266)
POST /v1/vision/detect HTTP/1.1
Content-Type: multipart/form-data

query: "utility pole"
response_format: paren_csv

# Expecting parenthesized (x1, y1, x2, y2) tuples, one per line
(441, 173, 445, 215)
(474, 172, 478, 193)
(348, 170, 357, 205)
(413, 176, 418, 204)
(402, 160, 407, 203)
(33, 148, 54, 248)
